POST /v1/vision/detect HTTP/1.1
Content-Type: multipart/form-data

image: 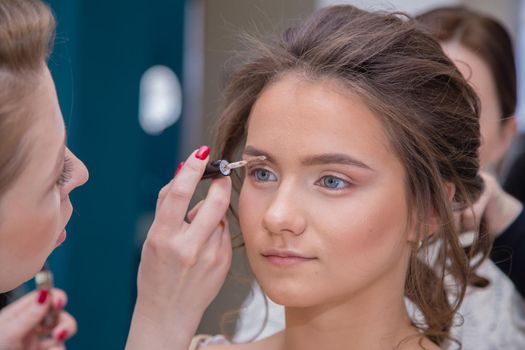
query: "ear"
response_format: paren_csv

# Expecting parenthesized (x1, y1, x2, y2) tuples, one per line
(496, 116, 517, 158)
(408, 182, 456, 245)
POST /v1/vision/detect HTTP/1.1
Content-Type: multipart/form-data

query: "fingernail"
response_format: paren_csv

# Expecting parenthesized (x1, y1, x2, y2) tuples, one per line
(37, 289, 49, 304)
(56, 329, 68, 341)
(195, 146, 210, 160)
(174, 161, 184, 177)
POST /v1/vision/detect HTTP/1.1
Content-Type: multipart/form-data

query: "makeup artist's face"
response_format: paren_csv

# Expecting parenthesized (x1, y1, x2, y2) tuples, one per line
(0, 67, 88, 292)
(239, 74, 412, 307)
(442, 42, 515, 171)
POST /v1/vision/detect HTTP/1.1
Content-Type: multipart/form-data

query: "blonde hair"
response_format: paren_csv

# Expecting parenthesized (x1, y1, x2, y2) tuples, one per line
(0, 0, 55, 197)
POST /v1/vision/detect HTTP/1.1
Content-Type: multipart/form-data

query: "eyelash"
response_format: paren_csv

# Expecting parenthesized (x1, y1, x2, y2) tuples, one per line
(248, 166, 352, 191)
(56, 157, 73, 187)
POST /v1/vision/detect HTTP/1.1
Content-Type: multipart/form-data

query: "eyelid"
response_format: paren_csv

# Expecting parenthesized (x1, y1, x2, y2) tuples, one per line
(245, 160, 267, 169)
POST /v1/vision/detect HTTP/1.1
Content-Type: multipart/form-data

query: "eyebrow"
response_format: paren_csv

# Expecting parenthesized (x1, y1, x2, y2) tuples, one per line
(243, 145, 373, 171)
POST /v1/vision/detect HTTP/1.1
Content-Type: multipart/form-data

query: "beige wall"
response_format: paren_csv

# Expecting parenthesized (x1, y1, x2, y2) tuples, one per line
(200, 0, 316, 145)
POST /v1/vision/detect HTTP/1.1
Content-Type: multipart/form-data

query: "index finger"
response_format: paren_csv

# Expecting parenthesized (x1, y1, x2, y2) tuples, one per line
(153, 146, 211, 233)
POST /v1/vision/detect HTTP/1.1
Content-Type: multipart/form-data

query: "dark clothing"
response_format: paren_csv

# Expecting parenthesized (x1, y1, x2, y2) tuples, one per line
(504, 151, 525, 204)
(491, 208, 525, 298)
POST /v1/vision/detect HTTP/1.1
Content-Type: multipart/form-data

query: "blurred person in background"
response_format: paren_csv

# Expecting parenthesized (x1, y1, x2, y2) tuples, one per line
(417, 7, 525, 298)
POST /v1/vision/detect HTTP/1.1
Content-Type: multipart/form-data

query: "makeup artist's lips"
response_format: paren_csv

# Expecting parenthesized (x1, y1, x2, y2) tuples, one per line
(261, 249, 317, 266)
(56, 209, 72, 247)
(55, 229, 66, 246)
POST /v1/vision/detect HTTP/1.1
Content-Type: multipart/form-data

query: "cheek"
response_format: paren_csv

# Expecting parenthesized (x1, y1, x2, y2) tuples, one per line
(479, 115, 499, 145)
(317, 186, 410, 279)
(239, 184, 261, 247)
(479, 102, 502, 152)
(0, 192, 61, 290)
(21, 193, 61, 254)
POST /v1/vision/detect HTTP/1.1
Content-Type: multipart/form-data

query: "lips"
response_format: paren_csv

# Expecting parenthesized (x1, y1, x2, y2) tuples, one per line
(261, 249, 317, 266)
(261, 249, 315, 259)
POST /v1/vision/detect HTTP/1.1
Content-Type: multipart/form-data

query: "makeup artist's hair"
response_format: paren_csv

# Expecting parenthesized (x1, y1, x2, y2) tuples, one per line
(0, 0, 55, 199)
(0, 0, 55, 306)
(214, 5, 490, 348)
(417, 6, 517, 124)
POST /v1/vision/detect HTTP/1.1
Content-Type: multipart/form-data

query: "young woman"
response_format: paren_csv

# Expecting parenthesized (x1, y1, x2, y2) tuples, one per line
(0, 1, 230, 348)
(186, 5, 490, 350)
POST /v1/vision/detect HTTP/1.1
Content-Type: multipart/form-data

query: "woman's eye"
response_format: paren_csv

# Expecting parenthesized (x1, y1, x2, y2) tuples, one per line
(56, 157, 73, 187)
(250, 168, 277, 182)
(318, 175, 350, 190)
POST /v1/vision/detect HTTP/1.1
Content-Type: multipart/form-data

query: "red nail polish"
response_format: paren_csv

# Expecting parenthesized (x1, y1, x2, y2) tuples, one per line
(174, 161, 184, 177)
(56, 329, 68, 341)
(195, 146, 210, 160)
(37, 289, 49, 304)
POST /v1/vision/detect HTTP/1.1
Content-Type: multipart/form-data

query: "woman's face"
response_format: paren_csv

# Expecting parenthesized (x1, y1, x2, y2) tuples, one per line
(0, 67, 89, 292)
(239, 74, 413, 307)
(442, 42, 516, 170)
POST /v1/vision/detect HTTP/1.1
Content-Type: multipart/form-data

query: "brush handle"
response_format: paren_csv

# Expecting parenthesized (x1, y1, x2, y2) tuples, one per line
(201, 160, 231, 179)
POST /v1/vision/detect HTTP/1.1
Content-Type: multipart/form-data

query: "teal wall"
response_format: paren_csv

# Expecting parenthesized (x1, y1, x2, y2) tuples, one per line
(46, 1, 186, 348)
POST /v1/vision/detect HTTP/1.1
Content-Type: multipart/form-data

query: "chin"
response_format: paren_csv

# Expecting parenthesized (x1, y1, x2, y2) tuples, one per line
(1, 267, 37, 293)
(261, 280, 320, 307)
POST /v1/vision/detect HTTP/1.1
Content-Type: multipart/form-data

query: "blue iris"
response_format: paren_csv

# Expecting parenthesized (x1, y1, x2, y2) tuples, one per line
(253, 168, 277, 182)
(320, 176, 348, 189)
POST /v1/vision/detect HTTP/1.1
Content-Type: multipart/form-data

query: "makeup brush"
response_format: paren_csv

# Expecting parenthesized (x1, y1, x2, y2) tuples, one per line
(201, 156, 266, 180)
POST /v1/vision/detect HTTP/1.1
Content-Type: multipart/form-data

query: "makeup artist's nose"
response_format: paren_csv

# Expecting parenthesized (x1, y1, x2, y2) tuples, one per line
(64, 148, 89, 194)
(262, 183, 306, 236)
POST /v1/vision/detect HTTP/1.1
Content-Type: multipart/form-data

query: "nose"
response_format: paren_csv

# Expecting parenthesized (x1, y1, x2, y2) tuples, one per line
(262, 182, 306, 236)
(64, 148, 89, 195)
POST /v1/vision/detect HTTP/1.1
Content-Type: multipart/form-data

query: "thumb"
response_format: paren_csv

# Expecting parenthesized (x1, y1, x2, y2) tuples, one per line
(3, 289, 51, 338)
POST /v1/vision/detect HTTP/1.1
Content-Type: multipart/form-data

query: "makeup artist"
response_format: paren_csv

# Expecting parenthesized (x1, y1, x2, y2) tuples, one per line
(0, 0, 231, 348)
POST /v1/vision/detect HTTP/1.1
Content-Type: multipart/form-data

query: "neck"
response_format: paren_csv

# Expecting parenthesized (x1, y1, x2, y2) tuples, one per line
(283, 298, 416, 350)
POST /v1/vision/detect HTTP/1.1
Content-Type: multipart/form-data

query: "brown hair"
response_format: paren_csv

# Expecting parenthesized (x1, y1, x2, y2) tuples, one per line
(0, 0, 55, 198)
(214, 5, 490, 347)
(417, 6, 517, 122)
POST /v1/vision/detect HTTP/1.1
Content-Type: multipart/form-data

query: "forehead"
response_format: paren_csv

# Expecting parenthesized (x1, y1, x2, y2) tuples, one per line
(18, 69, 64, 184)
(246, 74, 393, 165)
(441, 42, 495, 95)
(28, 69, 63, 153)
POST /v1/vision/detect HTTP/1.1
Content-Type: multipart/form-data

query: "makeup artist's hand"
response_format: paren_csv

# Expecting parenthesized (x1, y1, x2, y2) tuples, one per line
(0, 288, 77, 350)
(126, 146, 232, 350)
(458, 171, 522, 237)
